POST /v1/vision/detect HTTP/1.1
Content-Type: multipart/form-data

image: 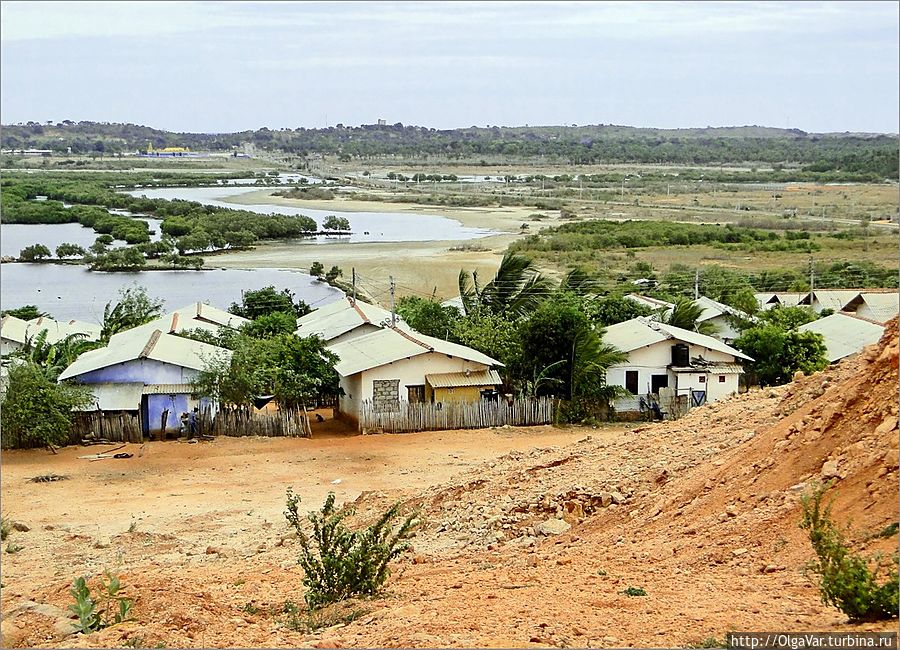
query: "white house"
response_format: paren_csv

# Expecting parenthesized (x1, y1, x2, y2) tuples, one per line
(799, 290, 865, 314)
(754, 293, 805, 311)
(839, 291, 898, 324)
(603, 317, 752, 417)
(1, 315, 101, 355)
(798, 313, 886, 363)
(326, 326, 502, 427)
(625, 294, 753, 344)
(296, 296, 408, 345)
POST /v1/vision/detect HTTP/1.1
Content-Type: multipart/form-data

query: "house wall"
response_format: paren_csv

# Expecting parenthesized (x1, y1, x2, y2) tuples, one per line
(706, 315, 742, 343)
(336, 354, 491, 419)
(73, 359, 200, 385)
(607, 341, 741, 411)
(432, 384, 496, 403)
(1, 339, 24, 356)
(145, 393, 194, 436)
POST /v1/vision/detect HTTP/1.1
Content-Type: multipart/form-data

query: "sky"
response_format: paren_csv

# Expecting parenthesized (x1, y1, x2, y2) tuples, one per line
(1, 1, 898, 134)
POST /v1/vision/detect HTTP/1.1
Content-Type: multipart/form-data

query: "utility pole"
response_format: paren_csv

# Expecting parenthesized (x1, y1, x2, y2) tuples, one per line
(694, 269, 700, 300)
(389, 275, 396, 327)
(809, 256, 815, 297)
(351, 268, 357, 306)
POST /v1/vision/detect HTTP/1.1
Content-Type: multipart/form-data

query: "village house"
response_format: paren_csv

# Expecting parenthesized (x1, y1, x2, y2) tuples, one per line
(602, 317, 752, 418)
(326, 326, 502, 428)
(754, 292, 805, 310)
(798, 313, 886, 363)
(58, 329, 231, 437)
(295, 296, 408, 345)
(625, 294, 754, 344)
(798, 289, 867, 314)
(1, 314, 101, 356)
(838, 291, 899, 324)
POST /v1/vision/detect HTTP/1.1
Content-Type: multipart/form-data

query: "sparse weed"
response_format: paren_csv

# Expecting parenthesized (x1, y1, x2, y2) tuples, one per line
(0, 515, 10, 541)
(68, 571, 134, 634)
(687, 637, 726, 649)
(5, 543, 23, 554)
(596, 568, 608, 576)
(281, 599, 368, 632)
(127, 518, 138, 533)
(620, 586, 647, 597)
(241, 602, 259, 615)
(800, 482, 899, 621)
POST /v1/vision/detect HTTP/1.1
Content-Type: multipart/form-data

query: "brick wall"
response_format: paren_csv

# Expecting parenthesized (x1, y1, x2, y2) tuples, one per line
(372, 379, 400, 413)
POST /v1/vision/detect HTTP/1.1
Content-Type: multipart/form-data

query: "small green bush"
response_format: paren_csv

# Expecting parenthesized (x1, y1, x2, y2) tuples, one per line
(621, 586, 647, 597)
(800, 482, 899, 622)
(284, 489, 419, 610)
(0, 515, 10, 541)
(68, 572, 133, 634)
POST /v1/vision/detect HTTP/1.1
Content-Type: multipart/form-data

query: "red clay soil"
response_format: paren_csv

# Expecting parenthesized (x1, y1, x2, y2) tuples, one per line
(2, 320, 897, 648)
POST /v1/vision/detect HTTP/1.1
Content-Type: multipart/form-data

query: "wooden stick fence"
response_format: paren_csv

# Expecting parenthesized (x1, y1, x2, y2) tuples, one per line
(358, 397, 555, 433)
(70, 412, 143, 444)
(201, 407, 311, 438)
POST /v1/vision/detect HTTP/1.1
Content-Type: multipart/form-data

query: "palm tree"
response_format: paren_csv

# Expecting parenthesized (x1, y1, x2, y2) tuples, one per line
(458, 252, 554, 318)
(657, 297, 719, 336)
(569, 322, 627, 400)
(16, 331, 100, 380)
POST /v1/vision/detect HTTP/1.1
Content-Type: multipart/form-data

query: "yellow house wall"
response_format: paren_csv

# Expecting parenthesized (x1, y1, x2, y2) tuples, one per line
(433, 385, 494, 404)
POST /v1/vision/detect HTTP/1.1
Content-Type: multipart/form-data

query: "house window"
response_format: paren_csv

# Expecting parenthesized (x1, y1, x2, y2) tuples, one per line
(698, 375, 706, 383)
(625, 370, 639, 395)
(719, 375, 726, 383)
(407, 385, 426, 403)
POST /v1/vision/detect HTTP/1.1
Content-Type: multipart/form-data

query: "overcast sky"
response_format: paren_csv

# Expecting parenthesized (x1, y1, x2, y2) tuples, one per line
(2, 1, 897, 133)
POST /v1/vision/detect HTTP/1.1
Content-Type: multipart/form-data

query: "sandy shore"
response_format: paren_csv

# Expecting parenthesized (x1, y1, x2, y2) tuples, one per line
(214, 190, 557, 301)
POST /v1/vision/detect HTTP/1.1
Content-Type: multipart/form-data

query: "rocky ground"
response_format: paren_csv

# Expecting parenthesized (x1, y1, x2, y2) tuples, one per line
(2, 321, 897, 648)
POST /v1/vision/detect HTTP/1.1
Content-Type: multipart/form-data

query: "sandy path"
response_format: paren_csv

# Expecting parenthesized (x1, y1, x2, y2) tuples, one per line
(212, 190, 554, 300)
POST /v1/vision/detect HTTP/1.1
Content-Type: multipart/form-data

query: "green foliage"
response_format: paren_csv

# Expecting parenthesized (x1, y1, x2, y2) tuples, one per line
(15, 330, 100, 381)
(6, 542, 24, 554)
(1, 305, 48, 320)
(458, 252, 553, 318)
(100, 285, 164, 341)
(621, 586, 647, 597)
(734, 325, 828, 386)
(241, 311, 298, 339)
(396, 296, 460, 338)
(87, 247, 147, 271)
(309, 261, 325, 278)
(0, 516, 10, 541)
(19, 243, 52, 262)
(284, 490, 419, 610)
(192, 333, 340, 409)
(55, 242, 87, 259)
(0, 362, 93, 449)
(583, 294, 653, 327)
(325, 266, 343, 283)
(759, 305, 818, 330)
(449, 312, 522, 373)
(800, 483, 899, 622)
(322, 215, 351, 231)
(68, 572, 134, 634)
(229, 285, 311, 319)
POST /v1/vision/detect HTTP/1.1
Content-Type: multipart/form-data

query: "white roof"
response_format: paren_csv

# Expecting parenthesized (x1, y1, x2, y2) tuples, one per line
(296, 297, 406, 342)
(82, 383, 144, 411)
(59, 329, 231, 381)
(441, 296, 465, 313)
(602, 317, 753, 361)
(2, 315, 101, 346)
(798, 313, 885, 362)
(845, 292, 899, 324)
(327, 326, 501, 376)
(694, 296, 755, 324)
(625, 294, 674, 312)
(111, 303, 249, 343)
(805, 290, 864, 312)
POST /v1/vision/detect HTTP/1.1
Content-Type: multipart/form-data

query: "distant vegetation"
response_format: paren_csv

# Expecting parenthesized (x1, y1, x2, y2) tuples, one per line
(3, 121, 897, 179)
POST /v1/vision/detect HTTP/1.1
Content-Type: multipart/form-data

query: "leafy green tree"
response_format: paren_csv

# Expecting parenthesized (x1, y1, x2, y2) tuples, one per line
(734, 325, 828, 386)
(15, 331, 100, 380)
(760, 305, 819, 330)
(450, 313, 522, 377)
(1, 362, 92, 449)
(1, 305, 48, 320)
(396, 296, 460, 338)
(583, 294, 653, 326)
(19, 244, 52, 262)
(322, 215, 350, 231)
(309, 262, 325, 278)
(242, 312, 298, 339)
(325, 266, 343, 283)
(100, 285, 164, 341)
(458, 252, 553, 318)
(192, 333, 339, 409)
(55, 243, 86, 259)
(229, 286, 311, 319)
(723, 287, 761, 317)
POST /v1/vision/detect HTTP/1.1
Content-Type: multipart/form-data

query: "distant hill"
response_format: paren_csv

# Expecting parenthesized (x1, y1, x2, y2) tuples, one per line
(2, 121, 897, 177)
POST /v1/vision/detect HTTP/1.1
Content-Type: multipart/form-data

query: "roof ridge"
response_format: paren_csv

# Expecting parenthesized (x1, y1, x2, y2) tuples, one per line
(390, 325, 433, 352)
(139, 330, 162, 359)
(351, 299, 371, 324)
(835, 311, 886, 326)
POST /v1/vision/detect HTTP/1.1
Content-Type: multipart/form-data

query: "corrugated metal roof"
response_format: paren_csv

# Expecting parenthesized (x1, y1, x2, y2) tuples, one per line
(694, 296, 755, 324)
(1, 316, 101, 346)
(110, 303, 250, 343)
(328, 326, 502, 376)
(142, 384, 196, 395)
(1, 315, 29, 345)
(425, 369, 502, 388)
(807, 290, 863, 312)
(296, 297, 405, 342)
(855, 293, 899, 324)
(603, 317, 753, 361)
(59, 329, 231, 380)
(671, 363, 745, 374)
(83, 383, 144, 411)
(798, 313, 885, 362)
(625, 294, 674, 312)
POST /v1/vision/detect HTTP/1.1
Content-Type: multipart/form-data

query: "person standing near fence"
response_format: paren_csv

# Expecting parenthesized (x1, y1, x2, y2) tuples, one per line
(188, 408, 198, 439)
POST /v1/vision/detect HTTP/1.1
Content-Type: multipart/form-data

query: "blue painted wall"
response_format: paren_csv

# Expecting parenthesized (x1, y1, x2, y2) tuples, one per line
(145, 393, 191, 436)
(76, 359, 198, 385)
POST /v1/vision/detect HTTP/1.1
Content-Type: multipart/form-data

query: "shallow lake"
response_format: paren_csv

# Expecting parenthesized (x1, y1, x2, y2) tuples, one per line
(0, 264, 343, 323)
(124, 186, 494, 243)
(1, 218, 164, 258)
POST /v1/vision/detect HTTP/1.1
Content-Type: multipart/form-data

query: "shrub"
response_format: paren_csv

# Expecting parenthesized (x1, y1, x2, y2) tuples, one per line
(284, 489, 419, 610)
(800, 483, 899, 621)
(621, 586, 647, 597)
(68, 572, 133, 634)
(0, 515, 10, 541)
